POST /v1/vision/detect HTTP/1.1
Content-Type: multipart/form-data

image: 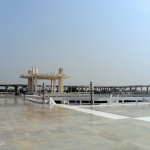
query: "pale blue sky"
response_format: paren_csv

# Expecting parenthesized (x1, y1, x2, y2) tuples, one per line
(1, 0, 150, 85)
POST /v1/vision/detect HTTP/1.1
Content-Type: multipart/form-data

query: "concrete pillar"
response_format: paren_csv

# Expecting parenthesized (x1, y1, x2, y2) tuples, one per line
(54, 79, 56, 94)
(51, 79, 53, 94)
(5, 86, 8, 93)
(63, 86, 65, 92)
(111, 88, 114, 93)
(71, 86, 73, 93)
(95, 87, 97, 94)
(35, 76, 38, 93)
(109, 88, 111, 93)
(82, 87, 83, 92)
(65, 86, 67, 92)
(107, 88, 109, 93)
(141, 87, 142, 94)
(77, 87, 79, 92)
(15, 86, 18, 95)
(32, 76, 34, 94)
(93, 87, 95, 94)
(99, 88, 101, 94)
(28, 78, 32, 94)
(100, 88, 103, 94)
(58, 77, 63, 93)
(147, 87, 148, 94)
(49, 85, 51, 93)
(22, 86, 26, 94)
(135, 87, 137, 93)
(112, 88, 114, 93)
(130, 87, 132, 92)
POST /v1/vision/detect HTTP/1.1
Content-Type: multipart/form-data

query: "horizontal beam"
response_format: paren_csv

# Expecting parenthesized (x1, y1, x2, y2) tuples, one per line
(1, 84, 150, 89)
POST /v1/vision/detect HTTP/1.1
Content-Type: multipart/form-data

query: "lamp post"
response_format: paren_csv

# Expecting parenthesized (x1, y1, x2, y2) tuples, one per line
(90, 81, 93, 126)
(42, 83, 45, 103)
(90, 81, 93, 105)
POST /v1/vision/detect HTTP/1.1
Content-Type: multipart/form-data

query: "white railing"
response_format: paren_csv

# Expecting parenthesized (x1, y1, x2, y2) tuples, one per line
(53, 96, 150, 105)
(24, 95, 56, 105)
(24, 95, 150, 105)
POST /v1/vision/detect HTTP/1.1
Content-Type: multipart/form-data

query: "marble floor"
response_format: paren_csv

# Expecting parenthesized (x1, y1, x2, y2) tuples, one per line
(1, 96, 150, 150)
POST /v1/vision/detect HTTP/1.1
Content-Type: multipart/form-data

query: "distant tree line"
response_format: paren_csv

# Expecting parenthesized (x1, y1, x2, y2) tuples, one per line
(0, 89, 15, 92)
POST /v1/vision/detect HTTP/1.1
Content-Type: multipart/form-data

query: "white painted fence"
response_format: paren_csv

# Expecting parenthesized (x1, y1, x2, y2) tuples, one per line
(53, 95, 150, 105)
(24, 94, 150, 105)
(25, 95, 56, 105)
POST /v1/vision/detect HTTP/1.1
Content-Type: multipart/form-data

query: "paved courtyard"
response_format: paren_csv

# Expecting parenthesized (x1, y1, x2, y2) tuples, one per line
(1, 97, 150, 150)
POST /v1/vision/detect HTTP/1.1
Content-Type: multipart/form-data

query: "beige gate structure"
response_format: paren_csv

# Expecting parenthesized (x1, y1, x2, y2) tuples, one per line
(20, 67, 70, 94)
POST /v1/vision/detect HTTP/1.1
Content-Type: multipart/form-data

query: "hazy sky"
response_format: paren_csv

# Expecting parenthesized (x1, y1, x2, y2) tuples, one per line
(1, 0, 150, 85)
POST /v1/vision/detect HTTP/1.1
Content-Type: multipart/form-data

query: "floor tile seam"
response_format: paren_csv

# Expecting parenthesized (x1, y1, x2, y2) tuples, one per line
(58, 104, 150, 122)
(77, 108, 130, 119)
(58, 104, 130, 120)
(133, 116, 150, 122)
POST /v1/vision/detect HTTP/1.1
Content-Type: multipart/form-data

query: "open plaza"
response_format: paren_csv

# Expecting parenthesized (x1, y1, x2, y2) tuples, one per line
(1, 95, 150, 150)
